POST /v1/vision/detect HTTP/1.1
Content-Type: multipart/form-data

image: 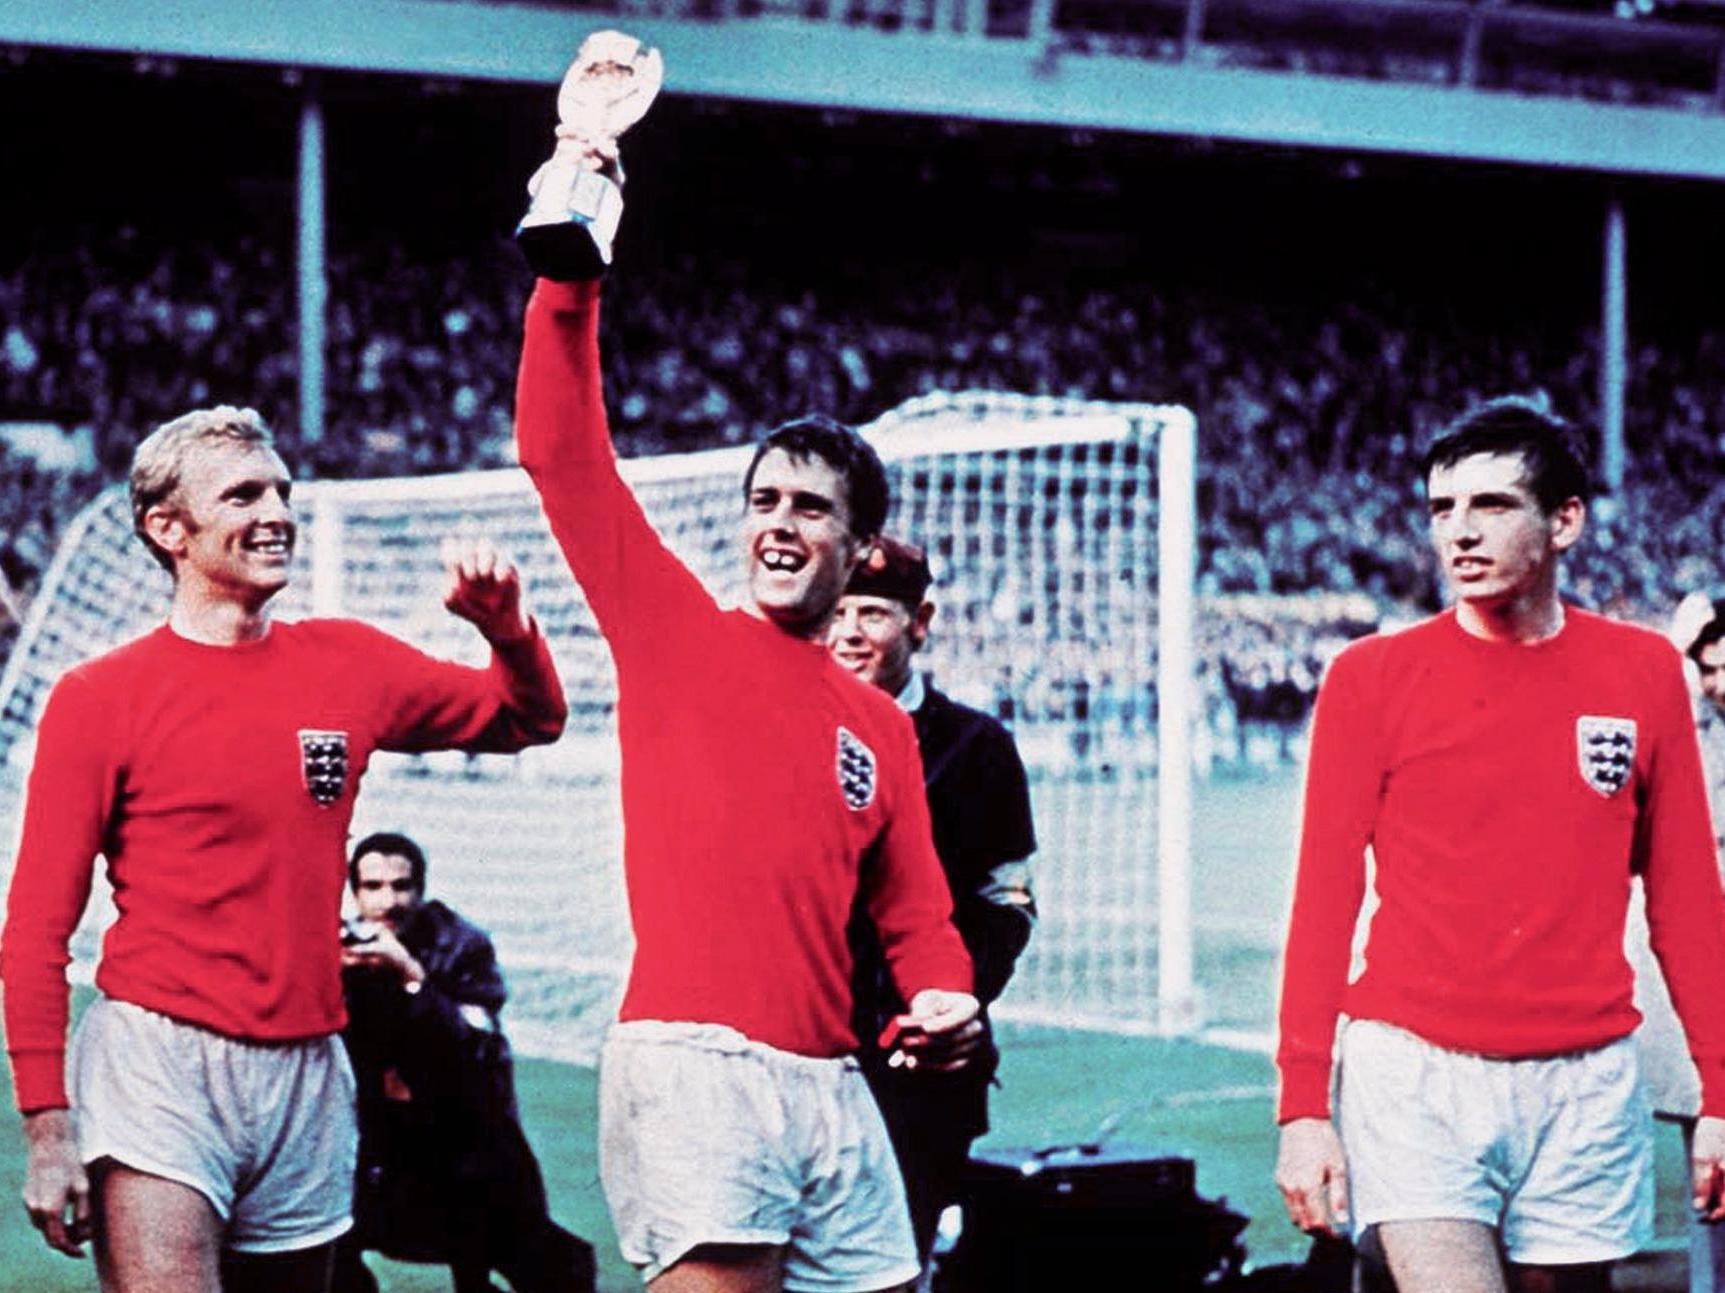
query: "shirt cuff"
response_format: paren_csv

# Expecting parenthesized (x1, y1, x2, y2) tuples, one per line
(10, 1051, 69, 1114)
(896, 969, 976, 1010)
(1276, 1058, 1334, 1124)
(1697, 1058, 1725, 1118)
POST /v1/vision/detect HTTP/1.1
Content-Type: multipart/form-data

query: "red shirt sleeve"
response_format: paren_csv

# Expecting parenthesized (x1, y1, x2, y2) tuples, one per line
(1, 673, 113, 1111)
(862, 712, 974, 1002)
(351, 620, 568, 754)
(1637, 643, 1725, 1116)
(514, 278, 718, 662)
(1275, 641, 1381, 1123)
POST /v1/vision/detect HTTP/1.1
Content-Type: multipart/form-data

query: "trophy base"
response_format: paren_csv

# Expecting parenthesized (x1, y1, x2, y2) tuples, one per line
(516, 222, 610, 282)
(516, 158, 623, 282)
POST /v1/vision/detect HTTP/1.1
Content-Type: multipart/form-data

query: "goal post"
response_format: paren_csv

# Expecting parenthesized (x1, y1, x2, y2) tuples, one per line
(0, 390, 1199, 1060)
(1158, 402, 1197, 1036)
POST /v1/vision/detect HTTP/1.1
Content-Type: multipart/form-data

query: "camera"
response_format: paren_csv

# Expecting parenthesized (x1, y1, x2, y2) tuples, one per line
(342, 918, 383, 947)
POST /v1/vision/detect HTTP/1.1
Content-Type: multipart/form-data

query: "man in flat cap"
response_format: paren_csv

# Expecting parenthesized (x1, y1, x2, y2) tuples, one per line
(828, 536, 1038, 1273)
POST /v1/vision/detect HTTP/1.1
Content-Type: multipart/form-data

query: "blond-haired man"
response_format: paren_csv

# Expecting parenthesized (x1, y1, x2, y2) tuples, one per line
(1, 406, 567, 1293)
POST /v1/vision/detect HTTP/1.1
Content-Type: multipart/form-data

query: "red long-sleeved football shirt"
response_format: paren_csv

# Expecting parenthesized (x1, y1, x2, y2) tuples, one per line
(2, 619, 565, 1111)
(515, 278, 972, 1058)
(1277, 608, 1725, 1122)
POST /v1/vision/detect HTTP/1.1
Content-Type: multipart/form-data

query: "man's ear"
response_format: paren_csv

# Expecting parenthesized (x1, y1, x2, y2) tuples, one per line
(1549, 496, 1585, 554)
(909, 600, 935, 651)
(143, 504, 187, 565)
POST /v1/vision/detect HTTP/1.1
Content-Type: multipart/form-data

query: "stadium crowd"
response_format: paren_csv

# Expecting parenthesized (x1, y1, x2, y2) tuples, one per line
(3, 227, 1723, 747)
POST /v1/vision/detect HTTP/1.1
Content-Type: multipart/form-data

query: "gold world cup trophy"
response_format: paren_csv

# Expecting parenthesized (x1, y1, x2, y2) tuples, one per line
(517, 31, 664, 281)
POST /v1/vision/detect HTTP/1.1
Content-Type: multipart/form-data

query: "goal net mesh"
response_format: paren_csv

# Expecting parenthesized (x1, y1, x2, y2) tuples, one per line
(0, 391, 1193, 1064)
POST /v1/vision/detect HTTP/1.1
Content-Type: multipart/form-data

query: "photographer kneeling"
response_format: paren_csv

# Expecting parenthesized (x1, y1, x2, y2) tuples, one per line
(334, 831, 595, 1293)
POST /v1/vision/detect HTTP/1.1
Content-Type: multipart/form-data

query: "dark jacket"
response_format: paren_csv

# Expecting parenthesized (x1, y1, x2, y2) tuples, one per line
(850, 680, 1037, 1139)
(341, 899, 542, 1263)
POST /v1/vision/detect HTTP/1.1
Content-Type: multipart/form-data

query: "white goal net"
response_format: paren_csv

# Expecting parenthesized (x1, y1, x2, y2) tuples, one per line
(0, 391, 1196, 1064)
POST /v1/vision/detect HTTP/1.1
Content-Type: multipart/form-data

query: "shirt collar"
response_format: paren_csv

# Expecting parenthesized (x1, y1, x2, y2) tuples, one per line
(895, 670, 927, 715)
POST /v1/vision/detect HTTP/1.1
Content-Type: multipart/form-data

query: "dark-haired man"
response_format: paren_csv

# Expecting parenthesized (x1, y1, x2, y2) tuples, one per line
(1, 406, 567, 1293)
(828, 536, 1037, 1269)
(332, 831, 595, 1293)
(1274, 396, 1725, 1293)
(513, 161, 976, 1292)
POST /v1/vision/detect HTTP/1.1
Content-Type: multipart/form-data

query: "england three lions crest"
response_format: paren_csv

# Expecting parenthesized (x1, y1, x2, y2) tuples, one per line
(299, 729, 350, 806)
(836, 726, 877, 811)
(1576, 716, 1636, 797)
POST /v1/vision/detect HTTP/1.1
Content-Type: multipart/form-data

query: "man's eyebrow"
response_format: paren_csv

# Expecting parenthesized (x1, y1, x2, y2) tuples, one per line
(1427, 489, 1529, 509)
(221, 474, 289, 499)
(790, 490, 835, 510)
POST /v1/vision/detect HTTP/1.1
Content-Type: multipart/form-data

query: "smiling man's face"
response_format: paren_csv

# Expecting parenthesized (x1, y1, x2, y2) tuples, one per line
(828, 594, 929, 698)
(740, 448, 863, 638)
(152, 443, 296, 601)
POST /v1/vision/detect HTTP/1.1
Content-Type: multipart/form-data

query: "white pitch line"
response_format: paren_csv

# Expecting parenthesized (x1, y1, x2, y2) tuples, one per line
(1153, 1083, 1277, 1109)
(1198, 1027, 1276, 1054)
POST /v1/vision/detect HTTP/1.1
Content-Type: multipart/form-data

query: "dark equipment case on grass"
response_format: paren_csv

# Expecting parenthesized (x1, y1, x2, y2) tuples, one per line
(937, 1143, 1249, 1291)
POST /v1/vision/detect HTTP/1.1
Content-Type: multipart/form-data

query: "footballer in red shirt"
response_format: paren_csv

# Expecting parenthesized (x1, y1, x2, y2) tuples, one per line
(1274, 397, 1725, 1293)
(514, 137, 974, 1293)
(2, 406, 567, 1292)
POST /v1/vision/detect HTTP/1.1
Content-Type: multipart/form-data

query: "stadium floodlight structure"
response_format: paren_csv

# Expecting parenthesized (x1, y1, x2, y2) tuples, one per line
(0, 391, 1197, 1062)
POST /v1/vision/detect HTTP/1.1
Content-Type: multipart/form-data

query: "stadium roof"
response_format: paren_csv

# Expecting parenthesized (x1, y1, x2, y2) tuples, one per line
(6, 0, 1725, 179)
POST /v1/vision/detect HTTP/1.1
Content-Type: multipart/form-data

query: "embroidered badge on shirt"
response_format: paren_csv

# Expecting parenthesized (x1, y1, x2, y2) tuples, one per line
(837, 726, 877, 810)
(299, 729, 350, 805)
(1576, 715, 1636, 797)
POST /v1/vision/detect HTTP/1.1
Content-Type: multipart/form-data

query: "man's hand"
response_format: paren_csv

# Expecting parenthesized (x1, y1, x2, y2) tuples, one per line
(553, 124, 621, 180)
(1693, 1114, 1725, 1220)
(340, 926, 426, 990)
(442, 538, 531, 647)
(894, 989, 983, 1072)
(1275, 1116, 1350, 1238)
(22, 1109, 90, 1258)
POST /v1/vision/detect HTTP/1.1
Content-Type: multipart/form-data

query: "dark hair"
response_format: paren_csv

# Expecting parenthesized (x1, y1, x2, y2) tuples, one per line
(1419, 394, 1590, 514)
(742, 415, 889, 541)
(348, 831, 427, 893)
(1690, 600, 1725, 663)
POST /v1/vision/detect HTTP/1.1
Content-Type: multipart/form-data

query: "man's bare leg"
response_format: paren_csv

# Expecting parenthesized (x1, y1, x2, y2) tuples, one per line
(1377, 1219, 1507, 1293)
(93, 1164, 223, 1293)
(94, 1164, 336, 1293)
